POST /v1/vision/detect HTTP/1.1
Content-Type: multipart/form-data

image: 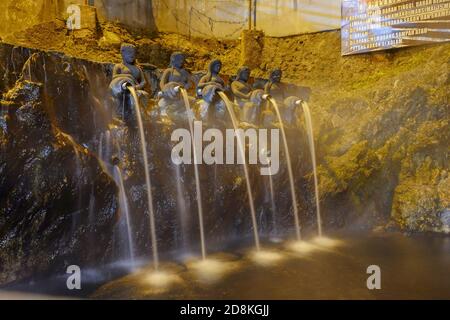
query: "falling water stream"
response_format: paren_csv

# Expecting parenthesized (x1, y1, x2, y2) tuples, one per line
(128, 87, 159, 269)
(59, 131, 82, 235)
(180, 88, 206, 260)
(268, 166, 278, 236)
(114, 165, 135, 266)
(42, 55, 47, 83)
(27, 60, 32, 81)
(87, 186, 97, 255)
(22, 54, 34, 82)
(301, 101, 323, 236)
(175, 164, 189, 250)
(105, 130, 111, 164)
(218, 91, 261, 250)
(98, 132, 104, 163)
(268, 98, 301, 240)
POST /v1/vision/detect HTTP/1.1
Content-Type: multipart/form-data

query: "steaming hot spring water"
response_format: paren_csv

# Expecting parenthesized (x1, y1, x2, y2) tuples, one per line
(1, 48, 449, 300)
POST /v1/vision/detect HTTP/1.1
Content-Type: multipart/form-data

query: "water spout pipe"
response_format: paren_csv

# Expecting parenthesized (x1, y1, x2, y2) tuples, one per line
(121, 82, 132, 91)
(157, 85, 181, 99)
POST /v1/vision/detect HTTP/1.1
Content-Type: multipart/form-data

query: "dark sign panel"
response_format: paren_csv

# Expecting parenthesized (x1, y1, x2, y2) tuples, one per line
(342, 0, 450, 55)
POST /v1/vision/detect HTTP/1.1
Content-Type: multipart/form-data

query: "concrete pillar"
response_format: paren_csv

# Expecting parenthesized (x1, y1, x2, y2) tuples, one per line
(240, 29, 264, 70)
(56, 1, 98, 30)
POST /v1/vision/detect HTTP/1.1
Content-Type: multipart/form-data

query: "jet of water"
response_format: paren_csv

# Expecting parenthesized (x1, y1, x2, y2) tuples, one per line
(175, 164, 189, 250)
(42, 55, 47, 83)
(267, 97, 301, 240)
(98, 132, 104, 162)
(58, 131, 83, 236)
(180, 88, 207, 260)
(268, 166, 278, 236)
(218, 91, 261, 251)
(128, 87, 159, 270)
(105, 130, 112, 163)
(114, 165, 136, 267)
(301, 101, 323, 237)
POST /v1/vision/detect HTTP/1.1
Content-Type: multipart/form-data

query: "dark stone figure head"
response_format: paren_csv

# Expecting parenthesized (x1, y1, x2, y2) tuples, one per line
(170, 52, 185, 69)
(236, 66, 250, 83)
(209, 59, 222, 75)
(269, 68, 282, 83)
(121, 43, 137, 65)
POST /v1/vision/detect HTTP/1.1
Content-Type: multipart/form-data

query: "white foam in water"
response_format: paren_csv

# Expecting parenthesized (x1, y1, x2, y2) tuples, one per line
(269, 237, 284, 244)
(250, 249, 284, 266)
(312, 236, 343, 248)
(143, 270, 183, 289)
(287, 240, 318, 255)
(188, 258, 239, 283)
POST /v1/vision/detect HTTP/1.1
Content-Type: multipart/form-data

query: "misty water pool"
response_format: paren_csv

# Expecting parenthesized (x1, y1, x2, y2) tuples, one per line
(3, 232, 449, 300)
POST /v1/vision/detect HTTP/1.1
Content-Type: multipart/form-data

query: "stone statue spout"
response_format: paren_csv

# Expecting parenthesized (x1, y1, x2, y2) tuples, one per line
(109, 43, 149, 123)
(157, 52, 194, 121)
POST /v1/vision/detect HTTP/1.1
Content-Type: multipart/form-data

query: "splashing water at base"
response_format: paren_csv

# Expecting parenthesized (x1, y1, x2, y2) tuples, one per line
(114, 165, 135, 268)
(142, 270, 183, 293)
(268, 98, 301, 240)
(312, 236, 343, 249)
(286, 240, 318, 255)
(250, 249, 284, 266)
(187, 257, 240, 283)
(219, 91, 261, 250)
(301, 101, 323, 237)
(91, 234, 449, 300)
(129, 87, 159, 270)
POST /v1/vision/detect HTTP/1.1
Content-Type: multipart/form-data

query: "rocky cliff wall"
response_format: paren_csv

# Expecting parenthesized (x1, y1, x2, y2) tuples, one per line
(0, 44, 119, 285)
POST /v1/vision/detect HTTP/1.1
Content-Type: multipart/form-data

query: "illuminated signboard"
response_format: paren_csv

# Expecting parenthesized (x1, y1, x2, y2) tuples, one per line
(342, 0, 450, 55)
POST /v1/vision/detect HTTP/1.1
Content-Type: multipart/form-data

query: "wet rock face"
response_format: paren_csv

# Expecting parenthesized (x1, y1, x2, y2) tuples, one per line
(0, 46, 119, 285)
(0, 45, 115, 141)
(310, 42, 450, 233)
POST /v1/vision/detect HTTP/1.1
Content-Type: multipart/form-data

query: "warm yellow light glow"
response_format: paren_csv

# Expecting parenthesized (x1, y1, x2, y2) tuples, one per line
(312, 236, 343, 248)
(250, 249, 284, 266)
(143, 270, 182, 288)
(286, 240, 318, 255)
(188, 258, 239, 283)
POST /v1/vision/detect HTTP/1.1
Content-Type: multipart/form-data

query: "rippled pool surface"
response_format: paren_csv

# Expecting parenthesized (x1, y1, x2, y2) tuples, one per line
(90, 233, 450, 300)
(2, 233, 449, 299)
